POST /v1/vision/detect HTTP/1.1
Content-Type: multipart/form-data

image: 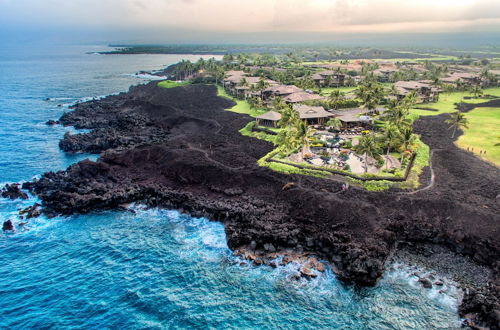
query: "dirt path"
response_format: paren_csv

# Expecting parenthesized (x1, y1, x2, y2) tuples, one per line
(186, 143, 245, 171)
(403, 149, 439, 195)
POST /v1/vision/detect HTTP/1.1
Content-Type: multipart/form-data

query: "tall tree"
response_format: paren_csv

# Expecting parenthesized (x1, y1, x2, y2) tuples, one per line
(379, 123, 401, 169)
(278, 104, 299, 128)
(256, 77, 270, 90)
(326, 117, 343, 131)
(356, 81, 386, 114)
(296, 120, 316, 159)
(399, 126, 417, 163)
(356, 134, 382, 173)
(470, 85, 484, 98)
(272, 96, 287, 112)
(328, 90, 346, 110)
(445, 111, 469, 138)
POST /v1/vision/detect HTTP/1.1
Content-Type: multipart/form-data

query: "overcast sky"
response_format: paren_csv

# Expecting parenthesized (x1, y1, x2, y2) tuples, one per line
(1, 0, 500, 44)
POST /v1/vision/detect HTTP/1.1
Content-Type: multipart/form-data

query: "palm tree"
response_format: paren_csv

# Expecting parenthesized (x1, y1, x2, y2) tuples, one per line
(256, 77, 270, 90)
(297, 75, 315, 90)
(356, 134, 382, 173)
(296, 120, 316, 159)
(328, 90, 346, 109)
(379, 123, 401, 169)
(213, 66, 225, 85)
(446, 111, 469, 138)
(386, 102, 411, 128)
(326, 117, 343, 131)
(276, 121, 300, 153)
(278, 105, 298, 128)
(238, 78, 249, 87)
(272, 96, 287, 112)
(356, 81, 386, 114)
(401, 91, 417, 111)
(470, 85, 483, 98)
(399, 126, 417, 163)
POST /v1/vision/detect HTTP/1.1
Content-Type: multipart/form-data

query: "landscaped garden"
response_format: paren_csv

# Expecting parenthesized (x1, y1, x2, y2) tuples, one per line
(156, 54, 499, 190)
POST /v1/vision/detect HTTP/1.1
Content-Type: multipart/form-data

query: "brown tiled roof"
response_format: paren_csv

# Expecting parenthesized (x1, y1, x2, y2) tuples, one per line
(256, 111, 282, 121)
(373, 68, 398, 75)
(283, 92, 324, 103)
(293, 104, 333, 119)
(264, 84, 303, 95)
(442, 72, 479, 82)
(394, 81, 431, 91)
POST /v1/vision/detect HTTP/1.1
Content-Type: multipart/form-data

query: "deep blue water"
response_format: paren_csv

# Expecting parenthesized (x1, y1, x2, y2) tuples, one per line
(0, 43, 462, 329)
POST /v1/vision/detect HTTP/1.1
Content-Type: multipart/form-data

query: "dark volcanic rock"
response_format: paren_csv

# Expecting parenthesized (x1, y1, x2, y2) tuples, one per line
(23, 82, 500, 325)
(2, 220, 14, 231)
(418, 277, 433, 289)
(1, 183, 28, 200)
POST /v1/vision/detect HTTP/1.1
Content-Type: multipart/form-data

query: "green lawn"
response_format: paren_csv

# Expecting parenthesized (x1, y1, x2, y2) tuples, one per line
(239, 122, 278, 144)
(410, 87, 500, 117)
(216, 86, 268, 118)
(157, 80, 191, 88)
(456, 107, 500, 166)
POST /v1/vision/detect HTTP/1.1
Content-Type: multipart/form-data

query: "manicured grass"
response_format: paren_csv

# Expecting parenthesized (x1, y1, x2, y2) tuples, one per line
(216, 86, 268, 118)
(399, 137, 430, 189)
(157, 80, 191, 88)
(410, 87, 500, 117)
(239, 122, 278, 144)
(456, 107, 500, 166)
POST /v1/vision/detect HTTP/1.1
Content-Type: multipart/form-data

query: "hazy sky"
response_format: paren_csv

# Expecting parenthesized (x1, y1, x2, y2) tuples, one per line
(1, 0, 500, 44)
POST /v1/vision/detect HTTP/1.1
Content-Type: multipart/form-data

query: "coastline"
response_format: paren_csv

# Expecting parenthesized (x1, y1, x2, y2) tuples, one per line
(4, 81, 499, 328)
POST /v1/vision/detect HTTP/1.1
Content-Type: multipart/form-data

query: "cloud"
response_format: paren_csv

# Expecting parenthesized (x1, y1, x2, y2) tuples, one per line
(1, 0, 499, 34)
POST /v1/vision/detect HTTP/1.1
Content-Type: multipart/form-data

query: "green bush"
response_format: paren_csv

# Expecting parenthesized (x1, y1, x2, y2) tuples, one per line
(342, 140, 353, 149)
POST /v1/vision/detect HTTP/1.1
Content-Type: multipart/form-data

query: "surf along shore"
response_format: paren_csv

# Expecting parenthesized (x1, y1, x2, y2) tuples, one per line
(4, 81, 499, 328)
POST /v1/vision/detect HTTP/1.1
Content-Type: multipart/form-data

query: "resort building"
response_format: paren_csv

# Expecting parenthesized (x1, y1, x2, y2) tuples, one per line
(255, 105, 333, 127)
(311, 71, 346, 87)
(223, 73, 277, 98)
(441, 72, 482, 87)
(393, 81, 440, 103)
(255, 111, 281, 127)
(261, 84, 304, 101)
(373, 67, 399, 82)
(283, 91, 324, 104)
(293, 104, 333, 125)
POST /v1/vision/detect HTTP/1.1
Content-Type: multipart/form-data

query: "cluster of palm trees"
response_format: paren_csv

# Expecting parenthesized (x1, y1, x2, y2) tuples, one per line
(171, 58, 225, 83)
(355, 77, 387, 114)
(355, 92, 418, 173)
(275, 105, 316, 159)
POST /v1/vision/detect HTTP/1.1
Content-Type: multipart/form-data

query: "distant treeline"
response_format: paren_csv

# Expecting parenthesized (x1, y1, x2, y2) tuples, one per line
(100, 45, 437, 60)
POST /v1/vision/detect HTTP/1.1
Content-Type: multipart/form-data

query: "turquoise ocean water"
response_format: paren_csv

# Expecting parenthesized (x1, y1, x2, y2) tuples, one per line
(0, 43, 462, 329)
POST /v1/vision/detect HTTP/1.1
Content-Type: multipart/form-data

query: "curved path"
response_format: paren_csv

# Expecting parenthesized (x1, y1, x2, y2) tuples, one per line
(402, 149, 439, 195)
(186, 143, 245, 171)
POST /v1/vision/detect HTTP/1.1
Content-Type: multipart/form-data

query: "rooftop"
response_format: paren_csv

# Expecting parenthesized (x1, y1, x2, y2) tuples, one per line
(256, 110, 282, 121)
(284, 92, 324, 103)
(293, 104, 333, 119)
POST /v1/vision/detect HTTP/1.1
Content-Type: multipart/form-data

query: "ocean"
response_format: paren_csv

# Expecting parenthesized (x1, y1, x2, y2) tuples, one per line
(0, 43, 462, 329)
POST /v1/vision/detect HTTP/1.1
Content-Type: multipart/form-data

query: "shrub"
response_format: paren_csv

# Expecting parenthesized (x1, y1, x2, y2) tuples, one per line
(343, 140, 353, 149)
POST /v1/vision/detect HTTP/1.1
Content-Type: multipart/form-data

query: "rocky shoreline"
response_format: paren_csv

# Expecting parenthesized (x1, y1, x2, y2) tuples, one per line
(4, 82, 499, 328)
